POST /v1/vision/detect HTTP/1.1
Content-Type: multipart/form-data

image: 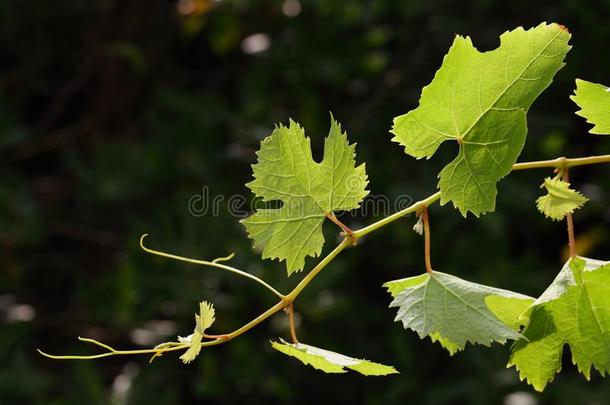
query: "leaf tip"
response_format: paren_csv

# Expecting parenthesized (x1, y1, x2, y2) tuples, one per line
(556, 23, 569, 33)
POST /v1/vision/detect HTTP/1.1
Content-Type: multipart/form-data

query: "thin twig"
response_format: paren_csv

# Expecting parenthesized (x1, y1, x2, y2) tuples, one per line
(561, 168, 577, 258)
(37, 336, 190, 360)
(286, 302, 299, 344)
(39, 153, 610, 362)
(325, 212, 357, 243)
(512, 154, 610, 171)
(139, 234, 284, 299)
(421, 207, 432, 273)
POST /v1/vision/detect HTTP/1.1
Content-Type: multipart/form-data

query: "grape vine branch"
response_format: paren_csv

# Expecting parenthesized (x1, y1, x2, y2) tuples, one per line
(38, 153, 610, 361)
(37, 22, 610, 389)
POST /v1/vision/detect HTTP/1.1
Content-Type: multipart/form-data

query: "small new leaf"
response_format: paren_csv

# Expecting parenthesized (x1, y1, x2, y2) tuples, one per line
(413, 215, 424, 235)
(536, 177, 588, 221)
(196, 301, 216, 334)
(179, 332, 203, 364)
(384, 271, 534, 353)
(242, 117, 369, 275)
(508, 257, 610, 391)
(271, 339, 398, 376)
(391, 23, 570, 216)
(180, 301, 215, 364)
(571, 79, 610, 135)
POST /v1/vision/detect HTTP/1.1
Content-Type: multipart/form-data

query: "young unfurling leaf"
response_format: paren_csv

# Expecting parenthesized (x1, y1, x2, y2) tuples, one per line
(180, 301, 216, 364)
(384, 271, 534, 354)
(509, 257, 610, 391)
(571, 79, 610, 135)
(412, 214, 424, 235)
(271, 339, 398, 376)
(536, 176, 588, 221)
(391, 23, 571, 216)
(242, 117, 369, 275)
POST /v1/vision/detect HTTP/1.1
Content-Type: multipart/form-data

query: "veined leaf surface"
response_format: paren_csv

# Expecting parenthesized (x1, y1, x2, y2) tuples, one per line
(385, 271, 534, 353)
(509, 257, 610, 391)
(242, 117, 368, 275)
(571, 79, 610, 135)
(392, 23, 571, 216)
(536, 176, 588, 221)
(271, 339, 398, 376)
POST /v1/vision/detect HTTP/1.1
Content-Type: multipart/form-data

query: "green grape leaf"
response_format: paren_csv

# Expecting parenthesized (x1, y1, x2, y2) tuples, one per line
(536, 176, 588, 221)
(179, 332, 203, 364)
(429, 332, 462, 355)
(508, 257, 610, 391)
(571, 79, 610, 135)
(242, 117, 368, 275)
(271, 339, 398, 376)
(195, 301, 216, 333)
(391, 23, 571, 216)
(485, 295, 534, 330)
(384, 271, 534, 354)
(179, 301, 215, 364)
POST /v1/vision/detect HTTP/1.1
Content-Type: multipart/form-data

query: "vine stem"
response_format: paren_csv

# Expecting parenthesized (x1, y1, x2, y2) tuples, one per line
(512, 154, 610, 171)
(325, 212, 356, 243)
(354, 192, 442, 238)
(197, 239, 351, 346)
(561, 168, 577, 257)
(421, 207, 432, 273)
(201, 238, 351, 346)
(202, 153, 610, 344)
(286, 302, 299, 344)
(40, 153, 610, 360)
(356, 154, 610, 239)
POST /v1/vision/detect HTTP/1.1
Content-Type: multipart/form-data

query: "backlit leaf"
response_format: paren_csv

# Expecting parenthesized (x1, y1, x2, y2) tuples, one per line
(242, 116, 368, 274)
(385, 271, 534, 353)
(508, 257, 610, 391)
(271, 339, 398, 376)
(536, 176, 588, 221)
(571, 79, 610, 135)
(391, 23, 571, 216)
(180, 300, 215, 364)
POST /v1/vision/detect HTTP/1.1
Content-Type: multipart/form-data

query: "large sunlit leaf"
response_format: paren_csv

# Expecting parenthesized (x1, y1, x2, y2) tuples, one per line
(271, 339, 398, 376)
(571, 79, 610, 135)
(391, 23, 571, 216)
(242, 117, 368, 275)
(385, 271, 534, 353)
(509, 257, 610, 391)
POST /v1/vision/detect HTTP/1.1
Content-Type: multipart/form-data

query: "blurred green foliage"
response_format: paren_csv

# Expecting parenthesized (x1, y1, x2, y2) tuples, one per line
(1, 0, 610, 403)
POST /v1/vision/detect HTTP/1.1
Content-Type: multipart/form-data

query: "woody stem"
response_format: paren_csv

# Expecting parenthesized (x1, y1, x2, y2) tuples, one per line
(561, 167, 577, 258)
(286, 302, 299, 344)
(422, 207, 432, 273)
(325, 212, 356, 240)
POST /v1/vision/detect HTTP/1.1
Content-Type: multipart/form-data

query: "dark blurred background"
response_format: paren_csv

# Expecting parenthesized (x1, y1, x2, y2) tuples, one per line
(2, 1, 610, 404)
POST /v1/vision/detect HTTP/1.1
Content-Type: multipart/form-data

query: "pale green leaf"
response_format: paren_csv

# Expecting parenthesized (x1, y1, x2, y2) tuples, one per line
(180, 331, 203, 364)
(485, 295, 533, 330)
(508, 257, 610, 391)
(391, 23, 571, 216)
(571, 79, 610, 135)
(271, 339, 398, 376)
(536, 177, 588, 221)
(509, 258, 610, 388)
(180, 301, 215, 364)
(384, 271, 534, 353)
(429, 332, 462, 355)
(384, 273, 428, 298)
(242, 117, 368, 274)
(196, 301, 216, 334)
